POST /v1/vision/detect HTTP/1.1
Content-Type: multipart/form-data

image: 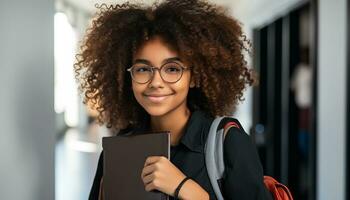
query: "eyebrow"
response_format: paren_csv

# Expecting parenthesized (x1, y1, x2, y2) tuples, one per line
(132, 57, 182, 65)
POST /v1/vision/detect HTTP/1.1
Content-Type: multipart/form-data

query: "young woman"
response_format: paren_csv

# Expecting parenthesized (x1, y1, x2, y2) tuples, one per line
(74, 0, 273, 199)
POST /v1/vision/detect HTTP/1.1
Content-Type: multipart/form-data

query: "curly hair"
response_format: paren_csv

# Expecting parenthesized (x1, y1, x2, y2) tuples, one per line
(74, 0, 257, 132)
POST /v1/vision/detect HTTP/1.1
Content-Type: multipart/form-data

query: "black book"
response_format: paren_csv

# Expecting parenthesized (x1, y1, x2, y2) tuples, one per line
(102, 132, 170, 200)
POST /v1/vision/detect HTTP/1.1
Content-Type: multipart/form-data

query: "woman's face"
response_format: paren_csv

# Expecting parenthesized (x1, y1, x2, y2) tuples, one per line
(131, 36, 194, 117)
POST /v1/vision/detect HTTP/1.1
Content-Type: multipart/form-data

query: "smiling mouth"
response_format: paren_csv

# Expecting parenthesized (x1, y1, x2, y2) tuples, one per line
(144, 94, 173, 103)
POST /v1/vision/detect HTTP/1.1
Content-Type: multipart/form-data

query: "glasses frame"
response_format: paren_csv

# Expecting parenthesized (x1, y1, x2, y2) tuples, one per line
(126, 61, 190, 84)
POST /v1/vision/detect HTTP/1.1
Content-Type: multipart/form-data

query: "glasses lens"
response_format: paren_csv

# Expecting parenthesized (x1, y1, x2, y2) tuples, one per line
(161, 63, 183, 83)
(131, 65, 152, 83)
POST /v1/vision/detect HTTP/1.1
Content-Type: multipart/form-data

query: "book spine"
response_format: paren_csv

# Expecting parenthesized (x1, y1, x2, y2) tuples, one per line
(167, 133, 170, 159)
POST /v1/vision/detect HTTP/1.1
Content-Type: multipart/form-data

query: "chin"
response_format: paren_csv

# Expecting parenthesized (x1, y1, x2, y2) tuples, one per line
(143, 106, 172, 117)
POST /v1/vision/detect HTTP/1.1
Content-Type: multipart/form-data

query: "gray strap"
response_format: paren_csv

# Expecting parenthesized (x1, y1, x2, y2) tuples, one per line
(205, 116, 226, 200)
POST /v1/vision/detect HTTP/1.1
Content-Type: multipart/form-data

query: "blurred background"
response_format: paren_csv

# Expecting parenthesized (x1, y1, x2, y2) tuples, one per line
(0, 0, 348, 199)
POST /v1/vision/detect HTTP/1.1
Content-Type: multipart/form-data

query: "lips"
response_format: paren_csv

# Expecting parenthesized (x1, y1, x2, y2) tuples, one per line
(144, 93, 173, 103)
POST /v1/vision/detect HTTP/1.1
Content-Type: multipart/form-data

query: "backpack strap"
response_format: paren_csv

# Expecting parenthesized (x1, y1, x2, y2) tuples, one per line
(205, 116, 226, 200)
(223, 121, 240, 138)
(205, 116, 243, 200)
(205, 117, 294, 200)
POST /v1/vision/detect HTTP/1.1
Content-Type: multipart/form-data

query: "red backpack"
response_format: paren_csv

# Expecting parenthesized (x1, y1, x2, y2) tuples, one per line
(205, 116, 294, 200)
(264, 176, 294, 200)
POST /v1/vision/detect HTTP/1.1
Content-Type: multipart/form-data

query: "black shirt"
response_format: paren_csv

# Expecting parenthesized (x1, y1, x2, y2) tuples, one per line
(89, 109, 273, 200)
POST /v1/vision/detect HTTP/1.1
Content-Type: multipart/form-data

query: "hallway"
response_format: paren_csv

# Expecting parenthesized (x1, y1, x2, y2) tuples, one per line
(55, 123, 110, 200)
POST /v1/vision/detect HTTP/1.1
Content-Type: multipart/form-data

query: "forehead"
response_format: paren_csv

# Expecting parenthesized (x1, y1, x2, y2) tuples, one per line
(133, 36, 179, 62)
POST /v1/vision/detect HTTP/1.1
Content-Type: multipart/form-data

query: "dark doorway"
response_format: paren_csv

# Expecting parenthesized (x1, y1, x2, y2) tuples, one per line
(251, 2, 317, 200)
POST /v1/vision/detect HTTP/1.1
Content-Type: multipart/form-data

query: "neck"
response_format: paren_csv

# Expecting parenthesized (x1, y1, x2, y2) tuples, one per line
(150, 105, 191, 146)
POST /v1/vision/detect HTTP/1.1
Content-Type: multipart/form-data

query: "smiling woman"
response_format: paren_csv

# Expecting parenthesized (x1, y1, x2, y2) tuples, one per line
(73, 0, 271, 200)
(74, 0, 256, 132)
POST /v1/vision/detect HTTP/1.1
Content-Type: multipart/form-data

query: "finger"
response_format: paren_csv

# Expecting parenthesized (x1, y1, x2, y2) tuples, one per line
(145, 179, 159, 192)
(142, 172, 157, 185)
(144, 156, 168, 167)
(144, 156, 161, 167)
(141, 164, 156, 179)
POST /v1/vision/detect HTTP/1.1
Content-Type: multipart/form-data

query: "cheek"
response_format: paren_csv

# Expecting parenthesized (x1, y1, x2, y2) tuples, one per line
(179, 73, 192, 91)
(173, 75, 191, 97)
(131, 83, 144, 102)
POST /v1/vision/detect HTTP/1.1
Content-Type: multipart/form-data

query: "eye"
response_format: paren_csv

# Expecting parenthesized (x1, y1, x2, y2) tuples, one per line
(134, 65, 152, 73)
(164, 64, 182, 73)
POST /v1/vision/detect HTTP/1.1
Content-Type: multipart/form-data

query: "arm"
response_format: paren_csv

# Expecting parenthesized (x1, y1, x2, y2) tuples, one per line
(178, 179, 210, 200)
(141, 156, 209, 200)
(222, 128, 273, 200)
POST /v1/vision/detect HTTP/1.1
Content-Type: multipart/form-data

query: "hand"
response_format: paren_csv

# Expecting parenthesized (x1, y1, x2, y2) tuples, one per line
(141, 156, 186, 196)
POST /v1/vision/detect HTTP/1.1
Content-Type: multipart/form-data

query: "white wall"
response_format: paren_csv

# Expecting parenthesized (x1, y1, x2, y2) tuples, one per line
(317, 0, 347, 199)
(229, 0, 304, 28)
(0, 0, 55, 200)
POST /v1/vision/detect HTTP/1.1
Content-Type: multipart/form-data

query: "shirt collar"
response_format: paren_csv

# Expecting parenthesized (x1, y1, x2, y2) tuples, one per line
(178, 109, 213, 153)
(129, 109, 213, 153)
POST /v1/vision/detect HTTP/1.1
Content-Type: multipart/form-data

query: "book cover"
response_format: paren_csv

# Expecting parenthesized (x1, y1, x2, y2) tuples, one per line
(102, 132, 170, 200)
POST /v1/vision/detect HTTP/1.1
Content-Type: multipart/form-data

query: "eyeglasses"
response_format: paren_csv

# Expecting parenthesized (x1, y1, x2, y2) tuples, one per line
(127, 62, 190, 84)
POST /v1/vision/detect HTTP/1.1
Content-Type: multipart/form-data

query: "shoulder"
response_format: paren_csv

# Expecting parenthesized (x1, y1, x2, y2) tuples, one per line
(220, 118, 251, 149)
(223, 122, 263, 170)
(224, 126, 253, 149)
(221, 121, 271, 199)
(211, 117, 252, 149)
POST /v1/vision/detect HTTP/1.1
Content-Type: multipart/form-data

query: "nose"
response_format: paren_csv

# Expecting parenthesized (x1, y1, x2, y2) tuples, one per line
(148, 68, 164, 88)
